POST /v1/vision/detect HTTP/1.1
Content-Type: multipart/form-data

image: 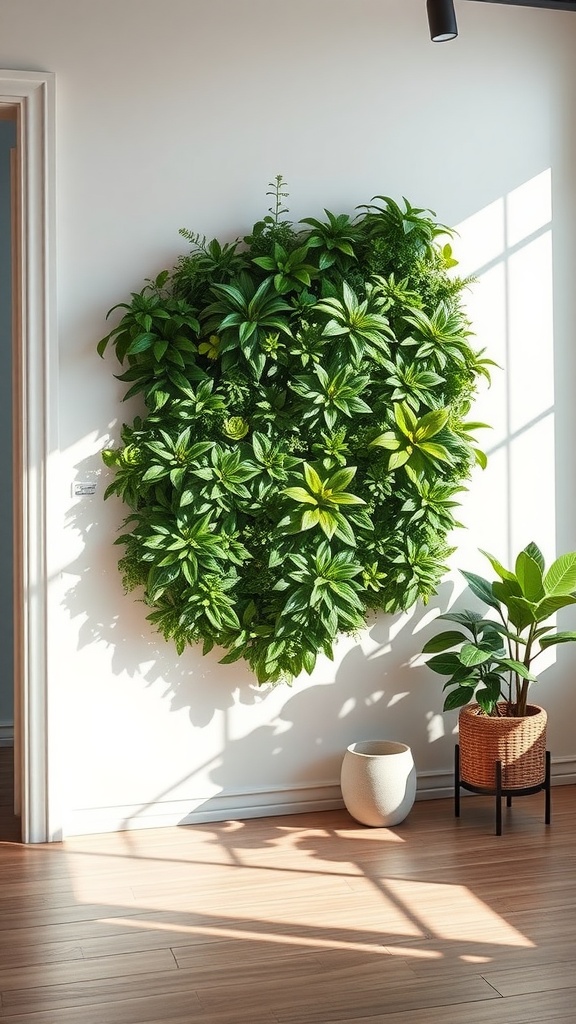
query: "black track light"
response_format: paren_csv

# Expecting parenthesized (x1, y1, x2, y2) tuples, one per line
(427, 0, 458, 41)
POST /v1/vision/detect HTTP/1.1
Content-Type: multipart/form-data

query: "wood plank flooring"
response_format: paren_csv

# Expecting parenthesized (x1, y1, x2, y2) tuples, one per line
(0, 748, 575, 1022)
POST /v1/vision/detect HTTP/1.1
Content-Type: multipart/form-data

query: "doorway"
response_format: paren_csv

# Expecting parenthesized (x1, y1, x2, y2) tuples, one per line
(0, 70, 57, 843)
(0, 103, 17, 840)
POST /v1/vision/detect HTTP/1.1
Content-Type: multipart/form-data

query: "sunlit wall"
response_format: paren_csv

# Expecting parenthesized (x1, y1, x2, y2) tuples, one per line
(456, 169, 556, 567)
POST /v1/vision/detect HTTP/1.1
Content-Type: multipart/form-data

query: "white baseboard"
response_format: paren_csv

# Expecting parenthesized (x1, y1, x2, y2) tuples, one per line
(65, 757, 576, 837)
(66, 783, 345, 836)
(545, 756, 576, 786)
(416, 755, 576, 800)
(0, 722, 14, 747)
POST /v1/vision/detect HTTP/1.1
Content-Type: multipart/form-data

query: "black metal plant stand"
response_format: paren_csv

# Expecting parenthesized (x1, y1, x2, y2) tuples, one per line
(454, 744, 551, 836)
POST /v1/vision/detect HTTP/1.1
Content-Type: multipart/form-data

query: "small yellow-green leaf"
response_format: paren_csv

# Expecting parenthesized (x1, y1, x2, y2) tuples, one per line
(284, 487, 318, 505)
(394, 402, 418, 437)
(388, 449, 410, 471)
(303, 462, 324, 494)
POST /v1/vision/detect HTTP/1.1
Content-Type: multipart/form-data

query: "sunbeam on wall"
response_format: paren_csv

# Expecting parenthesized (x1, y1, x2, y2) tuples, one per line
(455, 169, 555, 571)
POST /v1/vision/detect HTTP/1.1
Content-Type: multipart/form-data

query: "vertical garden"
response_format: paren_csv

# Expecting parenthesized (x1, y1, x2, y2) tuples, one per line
(99, 179, 491, 684)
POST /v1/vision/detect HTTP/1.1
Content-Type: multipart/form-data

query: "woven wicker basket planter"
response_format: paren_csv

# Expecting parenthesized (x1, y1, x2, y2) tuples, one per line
(458, 703, 547, 791)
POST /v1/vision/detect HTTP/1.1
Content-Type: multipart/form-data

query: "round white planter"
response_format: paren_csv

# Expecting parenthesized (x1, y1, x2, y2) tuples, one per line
(340, 740, 416, 827)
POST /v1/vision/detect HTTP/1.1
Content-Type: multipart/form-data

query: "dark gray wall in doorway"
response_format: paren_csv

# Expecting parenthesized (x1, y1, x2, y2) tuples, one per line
(0, 120, 15, 727)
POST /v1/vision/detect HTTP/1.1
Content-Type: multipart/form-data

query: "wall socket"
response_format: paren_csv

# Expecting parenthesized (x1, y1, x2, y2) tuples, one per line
(73, 481, 97, 497)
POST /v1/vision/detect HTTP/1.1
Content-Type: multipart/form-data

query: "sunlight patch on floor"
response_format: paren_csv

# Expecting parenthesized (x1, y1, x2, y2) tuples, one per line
(384, 878, 534, 948)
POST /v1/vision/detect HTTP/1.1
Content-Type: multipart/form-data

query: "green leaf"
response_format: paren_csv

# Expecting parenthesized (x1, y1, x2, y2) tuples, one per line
(476, 626, 506, 652)
(515, 549, 544, 602)
(418, 441, 451, 463)
(389, 450, 410, 471)
(443, 687, 475, 711)
(302, 648, 317, 674)
(284, 486, 318, 505)
(301, 508, 321, 531)
(303, 463, 323, 493)
(543, 552, 576, 596)
(394, 402, 418, 437)
(333, 514, 356, 547)
(318, 251, 336, 270)
(370, 431, 398, 450)
(492, 657, 536, 681)
(268, 548, 283, 568)
(126, 332, 155, 355)
(475, 682, 500, 714)
(499, 594, 538, 631)
(326, 466, 356, 491)
(474, 448, 488, 470)
(413, 408, 449, 441)
(439, 610, 485, 627)
(329, 492, 366, 506)
(422, 630, 466, 653)
(539, 630, 576, 648)
(480, 549, 516, 582)
(317, 509, 338, 538)
(425, 652, 463, 675)
(141, 465, 168, 482)
(252, 432, 267, 462)
(252, 256, 275, 270)
(239, 320, 257, 345)
(153, 339, 169, 361)
(535, 594, 576, 619)
(523, 542, 545, 572)
(219, 647, 247, 665)
(459, 644, 493, 667)
(460, 571, 501, 612)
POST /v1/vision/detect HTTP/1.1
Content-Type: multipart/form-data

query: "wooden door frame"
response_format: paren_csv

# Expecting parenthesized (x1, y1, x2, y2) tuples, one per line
(1, 70, 57, 843)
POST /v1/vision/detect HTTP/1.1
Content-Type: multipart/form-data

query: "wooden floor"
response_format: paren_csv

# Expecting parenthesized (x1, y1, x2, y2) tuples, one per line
(0, 750, 575, 1023)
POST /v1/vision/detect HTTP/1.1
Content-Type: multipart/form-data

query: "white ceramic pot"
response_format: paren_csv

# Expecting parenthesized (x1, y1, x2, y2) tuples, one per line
(340, 740, 416, 827)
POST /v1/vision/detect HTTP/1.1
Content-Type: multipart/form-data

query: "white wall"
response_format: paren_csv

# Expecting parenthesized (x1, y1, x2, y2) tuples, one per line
(3, 0, 576, 835)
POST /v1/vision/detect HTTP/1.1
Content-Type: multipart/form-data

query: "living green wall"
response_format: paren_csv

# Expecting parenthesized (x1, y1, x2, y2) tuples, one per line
(100, 188, 491, 685)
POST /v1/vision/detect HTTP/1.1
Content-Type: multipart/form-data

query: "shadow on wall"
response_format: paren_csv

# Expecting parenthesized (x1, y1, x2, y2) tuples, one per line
(199, 576, 458, 808)
(62, 442, 454, 732)
(64, 458, 460, 830)
(204, 597, 457, 796)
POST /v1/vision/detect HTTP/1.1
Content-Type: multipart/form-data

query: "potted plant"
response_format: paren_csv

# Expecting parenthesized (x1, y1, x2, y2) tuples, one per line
(421, 541, 576, 790)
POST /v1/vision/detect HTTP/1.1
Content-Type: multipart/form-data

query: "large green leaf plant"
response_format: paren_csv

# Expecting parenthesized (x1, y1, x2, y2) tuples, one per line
(99, 177, 492, 684)
(422, 543, 576, 716)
